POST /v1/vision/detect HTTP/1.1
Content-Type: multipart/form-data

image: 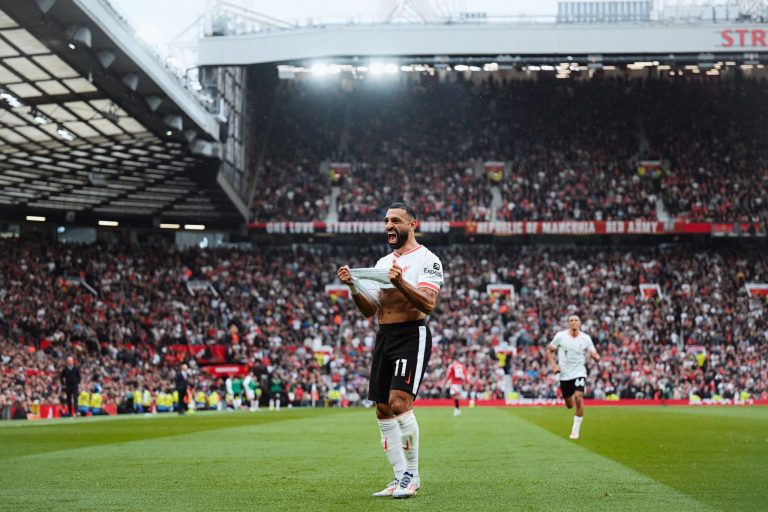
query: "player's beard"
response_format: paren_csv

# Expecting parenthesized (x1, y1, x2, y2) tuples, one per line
(387, 227, 409, 250)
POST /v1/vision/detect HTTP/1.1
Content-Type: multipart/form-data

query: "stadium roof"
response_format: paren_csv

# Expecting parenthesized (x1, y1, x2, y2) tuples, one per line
(0, 0, 245, 229)
(196, 0, 768, 67)
(199, 21, 768, 66)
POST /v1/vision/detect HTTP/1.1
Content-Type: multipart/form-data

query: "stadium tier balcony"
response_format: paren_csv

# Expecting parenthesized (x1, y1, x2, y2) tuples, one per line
(250, 76, 768, 225)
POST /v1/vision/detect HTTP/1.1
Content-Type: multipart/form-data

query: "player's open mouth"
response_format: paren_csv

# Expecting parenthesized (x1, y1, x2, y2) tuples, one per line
(387, 231, 397, 243)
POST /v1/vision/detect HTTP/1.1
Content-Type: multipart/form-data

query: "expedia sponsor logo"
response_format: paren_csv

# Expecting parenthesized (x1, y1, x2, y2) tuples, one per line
(423, 267, 442, 277)
(433, 262, 441, 271)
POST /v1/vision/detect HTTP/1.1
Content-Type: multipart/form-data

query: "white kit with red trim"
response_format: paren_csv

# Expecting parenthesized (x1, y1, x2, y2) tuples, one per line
(374, 244, 444, 294)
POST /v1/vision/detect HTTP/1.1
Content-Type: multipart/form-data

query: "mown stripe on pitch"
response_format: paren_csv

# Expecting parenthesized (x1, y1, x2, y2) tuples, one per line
(496, 408, 717, 511)
(657, 405, 768, 420)
(0, 408, 351, 460)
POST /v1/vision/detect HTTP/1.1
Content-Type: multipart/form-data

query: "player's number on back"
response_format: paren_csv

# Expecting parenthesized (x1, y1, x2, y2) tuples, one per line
(394, 358, 407, 377)
(575, 378, 585, 387)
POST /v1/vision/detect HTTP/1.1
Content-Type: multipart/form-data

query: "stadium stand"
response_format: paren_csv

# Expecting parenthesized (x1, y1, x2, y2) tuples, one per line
(2, 239, 766, 415)
(1, 1, 767, 422)
(253, 76, 768, 223)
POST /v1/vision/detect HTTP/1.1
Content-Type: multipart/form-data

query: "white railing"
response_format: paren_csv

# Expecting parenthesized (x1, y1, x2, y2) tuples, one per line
(99, 0, 216, 113)
(198, 0, 763, 38)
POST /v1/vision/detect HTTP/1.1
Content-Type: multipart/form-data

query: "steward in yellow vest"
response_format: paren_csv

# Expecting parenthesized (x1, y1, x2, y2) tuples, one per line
(133, 389, 144, 413)
(207, 391, 221, 410)
(194, 390, 207, 410)
(156, 391, 172, 412)
(77, 390, 90, 416)
(142, 389, 153, 411)
(90, 392, 104, 415)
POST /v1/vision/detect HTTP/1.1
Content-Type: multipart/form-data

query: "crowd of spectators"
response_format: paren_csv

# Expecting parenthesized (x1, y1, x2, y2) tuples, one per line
(1, 238, 766, 417)
(639, 77, 768, 222)
(252, 74, 768, 223)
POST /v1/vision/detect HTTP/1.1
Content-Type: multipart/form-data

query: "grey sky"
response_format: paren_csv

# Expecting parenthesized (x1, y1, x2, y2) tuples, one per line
(111, 0, 562, 46)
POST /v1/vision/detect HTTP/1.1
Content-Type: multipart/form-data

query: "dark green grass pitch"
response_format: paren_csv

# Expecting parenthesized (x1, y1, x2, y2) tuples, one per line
(1, 407, 766, 511)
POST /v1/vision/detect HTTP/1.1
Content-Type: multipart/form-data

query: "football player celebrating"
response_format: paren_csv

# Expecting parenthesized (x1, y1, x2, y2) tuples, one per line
(337, 202, 444, 498)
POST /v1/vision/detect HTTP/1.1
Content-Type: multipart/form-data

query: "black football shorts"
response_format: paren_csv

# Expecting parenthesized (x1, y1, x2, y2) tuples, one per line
(560, 377, 586, 399)
(368, 319, 432, 403)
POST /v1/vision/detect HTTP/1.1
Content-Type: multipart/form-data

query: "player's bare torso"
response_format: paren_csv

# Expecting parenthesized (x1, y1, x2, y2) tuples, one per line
(378, 289, 426, 324)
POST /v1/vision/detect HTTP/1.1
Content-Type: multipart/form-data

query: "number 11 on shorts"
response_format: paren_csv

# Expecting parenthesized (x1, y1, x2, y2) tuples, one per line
(394, 358, 407, 377)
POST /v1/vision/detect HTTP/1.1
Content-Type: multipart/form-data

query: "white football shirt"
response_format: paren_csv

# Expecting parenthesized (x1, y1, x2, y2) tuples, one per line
(548, 329, 596, 381)
(375, 244, 444, 293)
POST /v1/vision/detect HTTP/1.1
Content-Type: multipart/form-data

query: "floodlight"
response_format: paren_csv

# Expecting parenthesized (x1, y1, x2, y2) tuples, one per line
(56, 125, 75, 141)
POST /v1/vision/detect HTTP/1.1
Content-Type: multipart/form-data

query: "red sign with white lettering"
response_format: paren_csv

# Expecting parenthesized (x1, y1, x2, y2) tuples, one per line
(248, 221, 763, 237)
(201, 365, 249, 376)
(745, 283, 768, 298)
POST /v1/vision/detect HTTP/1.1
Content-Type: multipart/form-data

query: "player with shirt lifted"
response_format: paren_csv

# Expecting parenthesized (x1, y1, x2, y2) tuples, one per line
(547, 314, 601, 439)
(337, 202, 443, 499)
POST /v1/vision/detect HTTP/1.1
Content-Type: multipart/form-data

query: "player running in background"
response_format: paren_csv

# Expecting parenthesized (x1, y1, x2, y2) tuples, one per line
(444, 359, 468, 416)
(337, 202, 444, 499)
(547, 314, 601, 439)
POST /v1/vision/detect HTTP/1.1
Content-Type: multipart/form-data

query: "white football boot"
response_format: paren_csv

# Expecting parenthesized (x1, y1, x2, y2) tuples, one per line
(372, 478, 399, 497)
(392, 472, 419, 499)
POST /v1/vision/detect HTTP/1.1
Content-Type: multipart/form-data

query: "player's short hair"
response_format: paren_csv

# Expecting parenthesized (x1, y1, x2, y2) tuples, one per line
(387, 202, 417, 220)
